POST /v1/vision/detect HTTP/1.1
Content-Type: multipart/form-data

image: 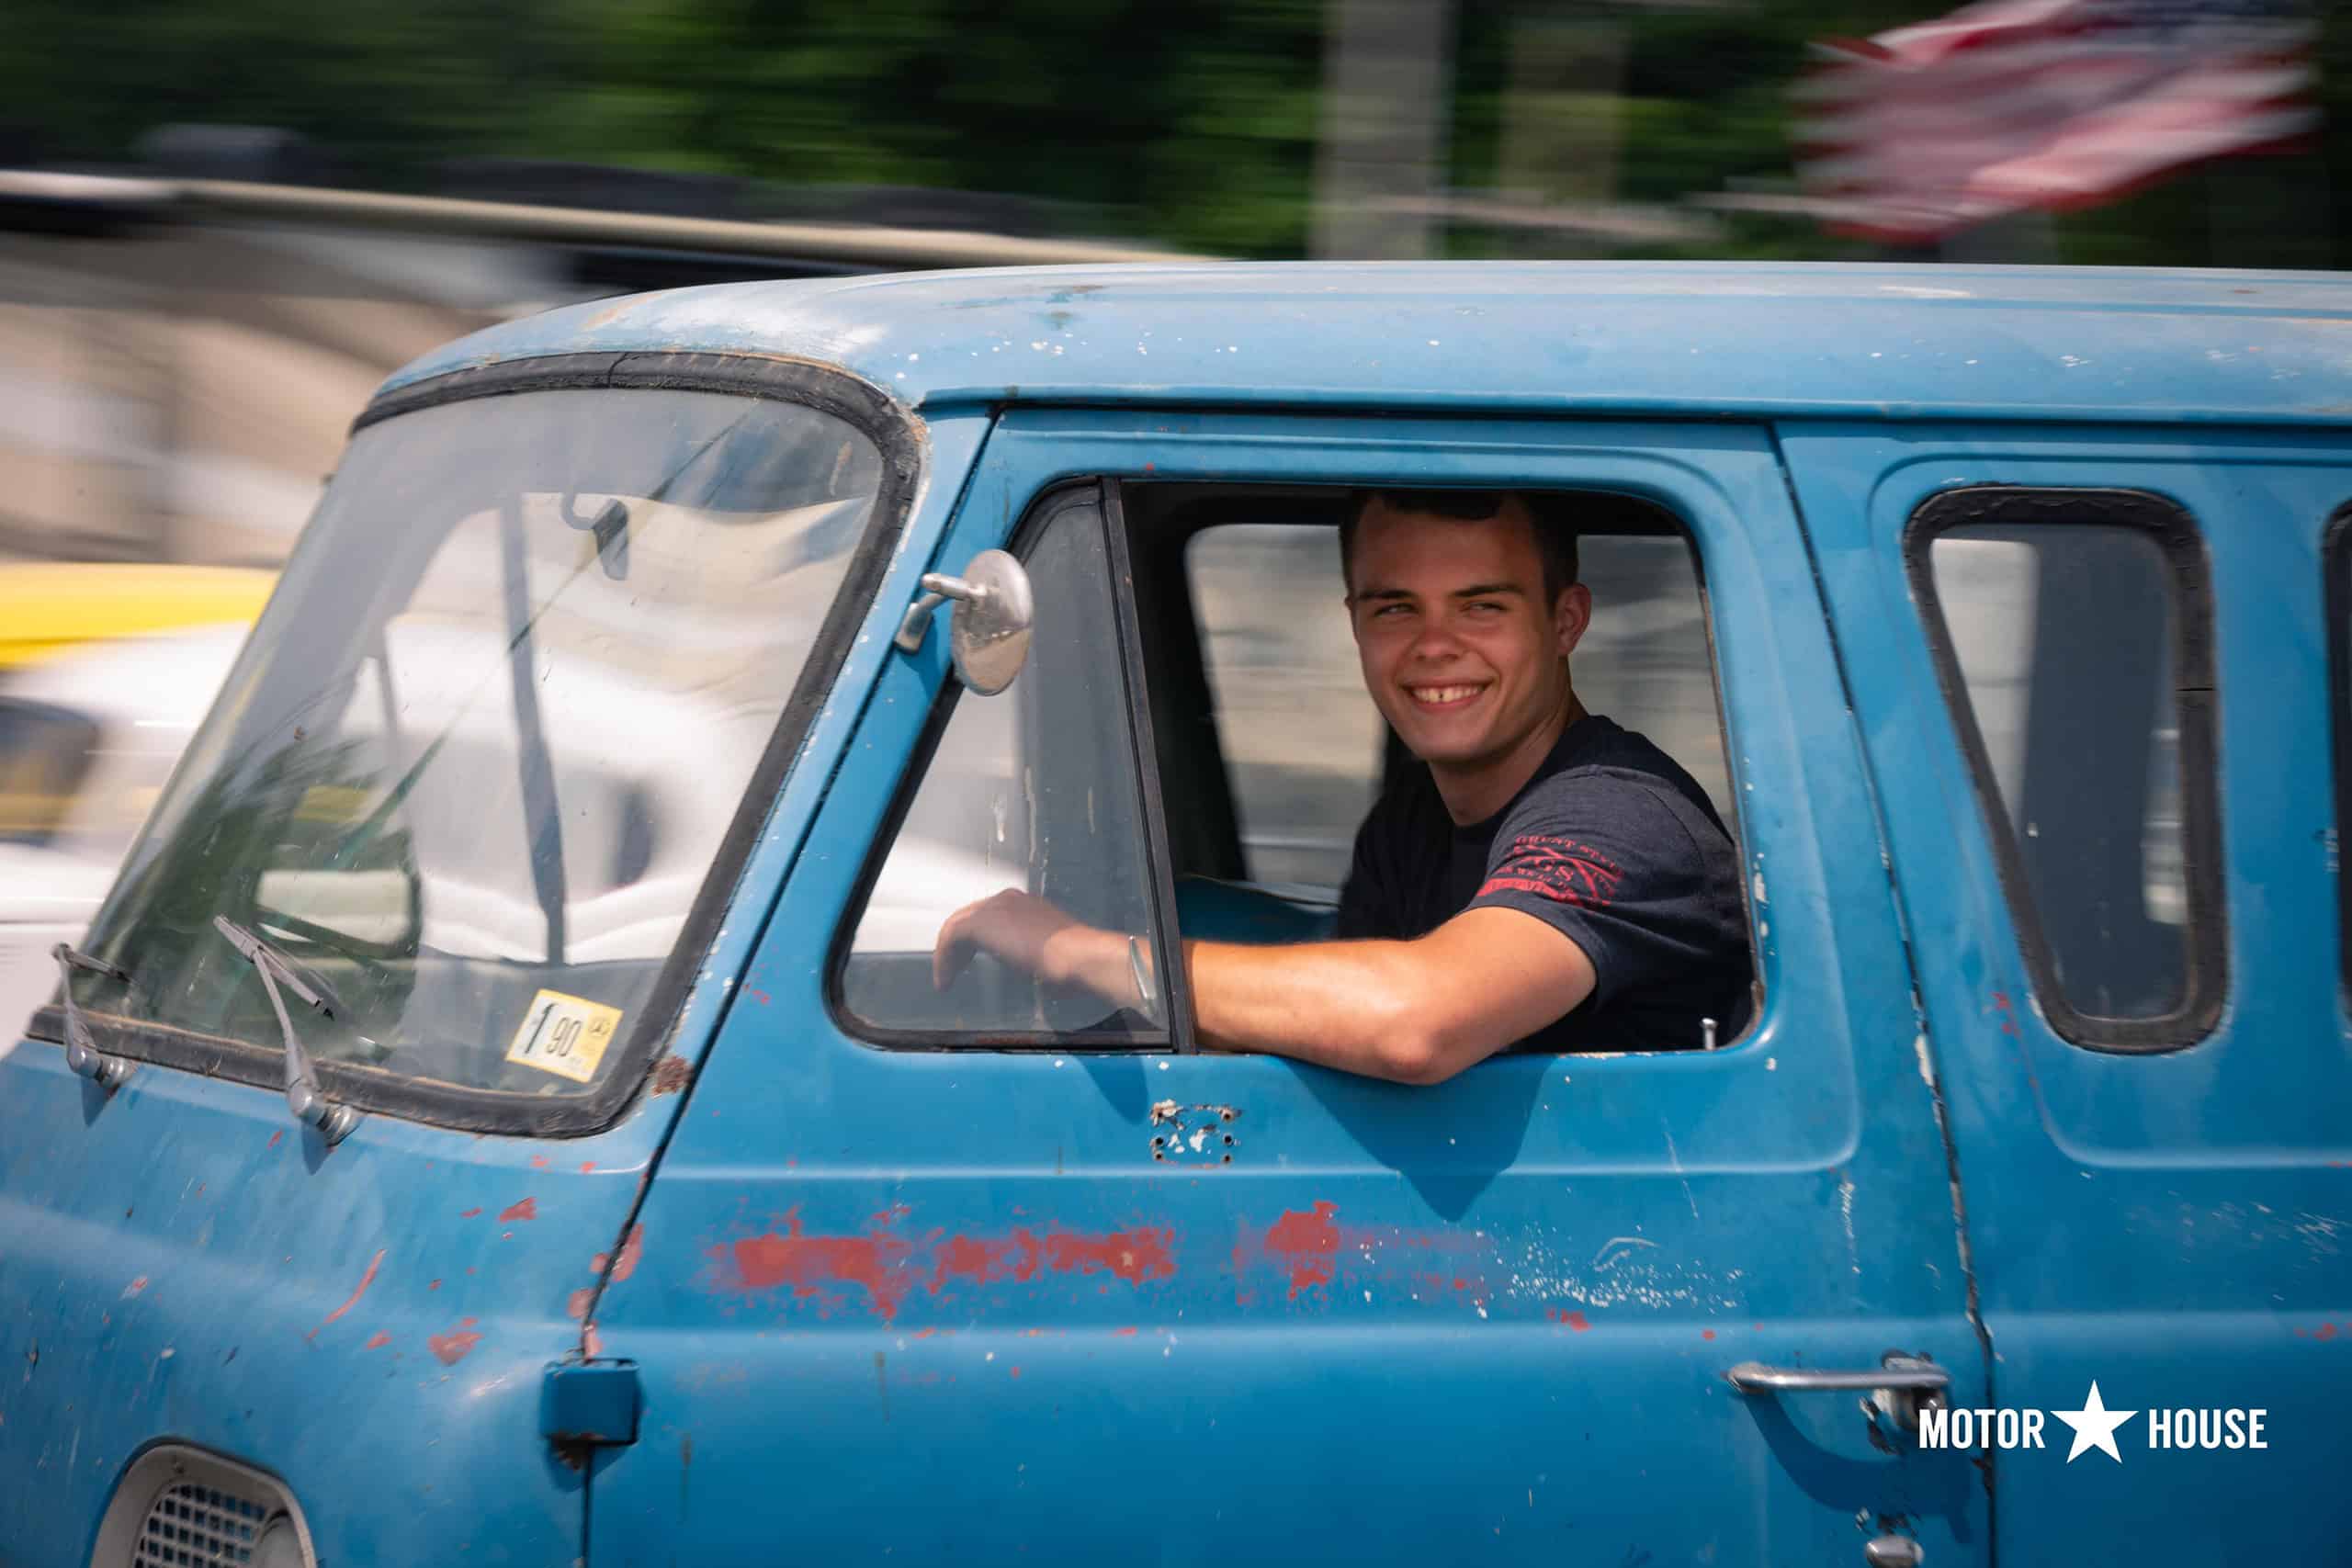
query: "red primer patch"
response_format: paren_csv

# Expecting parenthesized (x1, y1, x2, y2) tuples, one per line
(266, 1130, 283, 1150)
(582, 1323, 604, 1358)
(567, 1288, 594, 1320)
(1548, 1309, 1591, 1332)
(610, 1224, 646, 1282)
(731, 1209, 920, 1323)
(530, 1156, 550, 1169)
(1008, 1365, 1023, 1378)
(123, 1276, 148, 1297)
(500, 1198, 538, 1223)
(930, 1234, 1015, 1292)
(316, 1247, 386, 1333)
(1114, 1326, 1138, 1337)
(364, 1331, 391, 1350)
(1037, 1228, 1175, 1286)
(2318, 1322, 2340, 1341)
(428, 1279, 441, 1292)
(1702, 1329, 1716, 1340)
(580, 1162, 596, 1174)
(1263, 1201, 1342, 1299)
(427, 1318, 483, 1365)
(458, 1208, 482, 1219)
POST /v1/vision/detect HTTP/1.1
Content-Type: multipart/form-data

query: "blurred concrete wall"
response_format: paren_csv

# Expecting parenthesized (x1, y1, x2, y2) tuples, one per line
(0, 225, 550, 566)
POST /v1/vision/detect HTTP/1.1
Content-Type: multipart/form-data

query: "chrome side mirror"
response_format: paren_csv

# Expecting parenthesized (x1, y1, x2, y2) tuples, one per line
(892, 549, 1035, 694)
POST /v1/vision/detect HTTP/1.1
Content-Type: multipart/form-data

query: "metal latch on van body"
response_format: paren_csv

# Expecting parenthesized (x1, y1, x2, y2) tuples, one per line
(541, 1359, 641, 1458)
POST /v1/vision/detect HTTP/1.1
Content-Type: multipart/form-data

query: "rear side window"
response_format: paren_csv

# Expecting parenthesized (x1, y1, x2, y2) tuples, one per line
(1909, 487, 2223, 1049)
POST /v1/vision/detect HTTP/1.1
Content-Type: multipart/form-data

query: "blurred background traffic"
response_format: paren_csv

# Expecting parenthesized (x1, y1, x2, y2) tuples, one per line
(0, 0, 2337, 1031)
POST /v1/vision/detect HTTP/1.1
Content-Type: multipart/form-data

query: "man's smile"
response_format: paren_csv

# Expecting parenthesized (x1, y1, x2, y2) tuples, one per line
(1406, 681, 1491, 709)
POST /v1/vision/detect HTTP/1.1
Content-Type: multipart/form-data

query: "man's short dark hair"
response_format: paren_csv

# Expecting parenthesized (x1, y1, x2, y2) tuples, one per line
(1340, 490, 1582, 608)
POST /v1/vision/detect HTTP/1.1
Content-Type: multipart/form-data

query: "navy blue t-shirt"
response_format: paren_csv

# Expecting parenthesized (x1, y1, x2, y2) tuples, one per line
(1335, 715, 1753, 1053)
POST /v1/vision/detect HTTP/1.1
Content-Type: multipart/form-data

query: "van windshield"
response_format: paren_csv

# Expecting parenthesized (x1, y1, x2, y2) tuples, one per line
(68, 385, 884, 1100)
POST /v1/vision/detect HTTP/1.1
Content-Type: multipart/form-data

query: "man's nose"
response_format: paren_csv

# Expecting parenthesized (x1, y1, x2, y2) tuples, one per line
(1408, 618, 1468, 660)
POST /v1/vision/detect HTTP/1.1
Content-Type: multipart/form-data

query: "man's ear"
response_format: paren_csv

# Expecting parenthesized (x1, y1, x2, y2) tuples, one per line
(1553, 582, 1593, 658)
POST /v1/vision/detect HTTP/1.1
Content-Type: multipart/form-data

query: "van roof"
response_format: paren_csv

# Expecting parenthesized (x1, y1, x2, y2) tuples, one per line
(377, 261, 2352, 428)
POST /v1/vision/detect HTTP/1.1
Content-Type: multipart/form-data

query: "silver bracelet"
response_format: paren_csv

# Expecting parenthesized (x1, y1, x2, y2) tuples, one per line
(1125, 933, 1159, 1013)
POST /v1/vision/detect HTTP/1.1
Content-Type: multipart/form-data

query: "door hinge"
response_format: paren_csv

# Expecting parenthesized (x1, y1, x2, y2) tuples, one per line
(541, 1359, 640, 1450)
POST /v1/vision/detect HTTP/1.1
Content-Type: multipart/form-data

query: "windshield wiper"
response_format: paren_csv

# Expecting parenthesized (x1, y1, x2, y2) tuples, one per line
(51, 944, 134, 1091)
(214, 915, 361, 1146)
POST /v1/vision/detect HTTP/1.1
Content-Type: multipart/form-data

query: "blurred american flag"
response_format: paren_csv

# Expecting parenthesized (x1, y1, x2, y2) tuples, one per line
(1793, 0, 2318, 243)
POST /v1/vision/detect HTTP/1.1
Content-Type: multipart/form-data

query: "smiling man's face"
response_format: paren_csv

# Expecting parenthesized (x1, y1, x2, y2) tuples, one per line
(1346, 494, 1589, 793)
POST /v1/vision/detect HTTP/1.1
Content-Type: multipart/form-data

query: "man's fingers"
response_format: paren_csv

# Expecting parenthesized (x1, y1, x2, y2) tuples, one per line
(933, 906, 973, 990)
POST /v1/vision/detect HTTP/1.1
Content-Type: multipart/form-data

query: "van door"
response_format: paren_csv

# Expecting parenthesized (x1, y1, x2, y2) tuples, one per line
(1781, 424, 2352, 1562)
(0, 363, 956, 1565)
(585, 409, 1991, 1567)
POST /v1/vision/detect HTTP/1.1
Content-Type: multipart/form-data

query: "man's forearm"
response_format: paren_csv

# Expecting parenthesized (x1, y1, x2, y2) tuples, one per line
(1001, 903, 1592, 1085)
(1186, 937, 1458, 1081)
(1042, 926, 1453, 1083)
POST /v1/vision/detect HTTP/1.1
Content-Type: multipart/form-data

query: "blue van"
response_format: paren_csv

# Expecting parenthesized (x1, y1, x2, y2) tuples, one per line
(4, 264, 2348, 1567)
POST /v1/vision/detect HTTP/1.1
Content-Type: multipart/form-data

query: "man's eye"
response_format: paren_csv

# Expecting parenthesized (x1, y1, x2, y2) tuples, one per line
(1466, 602, 1504, 615)
(1371, 604, 1409, 618)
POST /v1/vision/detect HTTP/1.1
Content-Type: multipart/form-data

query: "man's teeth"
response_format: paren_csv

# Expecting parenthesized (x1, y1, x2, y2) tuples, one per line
(1410, 684, 1482, 705)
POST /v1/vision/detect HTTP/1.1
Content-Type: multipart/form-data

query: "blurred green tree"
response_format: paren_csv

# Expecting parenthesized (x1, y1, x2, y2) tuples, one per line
(0, 0, 2338, 265)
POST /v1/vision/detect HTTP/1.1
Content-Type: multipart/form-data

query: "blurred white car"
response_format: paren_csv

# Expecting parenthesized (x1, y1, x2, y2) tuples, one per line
(0, 622, 254, 1050)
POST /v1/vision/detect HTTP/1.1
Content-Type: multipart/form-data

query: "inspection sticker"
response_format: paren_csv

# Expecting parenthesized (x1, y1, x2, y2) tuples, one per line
(506, 989, 624, 1083)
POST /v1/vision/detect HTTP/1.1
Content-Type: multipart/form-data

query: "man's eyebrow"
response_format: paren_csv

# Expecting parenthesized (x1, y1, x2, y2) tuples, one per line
(1353, 586, 1414, 603)
(1453, 582, 1525, 598)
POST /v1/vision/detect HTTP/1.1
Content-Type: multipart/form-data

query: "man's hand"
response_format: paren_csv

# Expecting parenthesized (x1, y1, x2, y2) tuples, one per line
(933, 888, 1119, 997)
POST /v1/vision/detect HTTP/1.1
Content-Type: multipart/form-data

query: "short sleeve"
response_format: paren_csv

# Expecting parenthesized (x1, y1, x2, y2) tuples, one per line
(1464, 770, 1735, 1008)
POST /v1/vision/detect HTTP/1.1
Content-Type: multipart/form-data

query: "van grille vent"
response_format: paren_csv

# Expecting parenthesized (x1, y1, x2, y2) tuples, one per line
(131, 1482, 268, 1567)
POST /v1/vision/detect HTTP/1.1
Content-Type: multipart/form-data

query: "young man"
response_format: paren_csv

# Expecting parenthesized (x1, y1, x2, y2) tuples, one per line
(932, 489, 1753, 1082)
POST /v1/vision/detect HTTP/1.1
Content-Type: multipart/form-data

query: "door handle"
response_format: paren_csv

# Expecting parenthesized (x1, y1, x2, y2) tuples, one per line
(1726, 1354, 1949, 1428)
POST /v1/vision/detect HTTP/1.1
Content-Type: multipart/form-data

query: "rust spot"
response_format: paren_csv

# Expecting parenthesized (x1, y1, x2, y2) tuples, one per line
(458, 1208, 482, 1219)
(1037, 1229, 1174, 1285)
(363, 1331, 391, 1351)
(312, 1248, 387, 1336)
(568, 1288, 594, 1320)
(727, 1212, 1173, 1321)
(1702, 1329, 1716, 1340)
(500, 1198, 539, 1223)
(530, 1156, 550, 1170)
(427, 1319, 483, 1366)
(606, 1224, 647, 1282)
(1008, 1365, 1022, 1379)
(1114, 1326, 1137, 1337)
(123, 1276, 149, 1297)
(2318, 1322, 2340, 1341)
(1547, 1309, 1592, 1331)
(731, 1212, 918, 1323)
(266, 1131, 283, 1150)
(748, 988, 771, 1005)
(1262, 1202, 1342, 1299)
(650, 1055, 693, 1096)
(580, 1162, 596, 1174)
(428, 1279, 441, 1292)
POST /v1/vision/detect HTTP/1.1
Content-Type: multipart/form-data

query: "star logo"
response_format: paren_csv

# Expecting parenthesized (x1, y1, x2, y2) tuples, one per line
(2052, 1381, 2137, 1463)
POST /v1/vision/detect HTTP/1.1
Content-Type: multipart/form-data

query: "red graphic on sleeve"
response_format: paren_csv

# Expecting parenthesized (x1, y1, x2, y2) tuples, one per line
(1479, 834, 1623, 908)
